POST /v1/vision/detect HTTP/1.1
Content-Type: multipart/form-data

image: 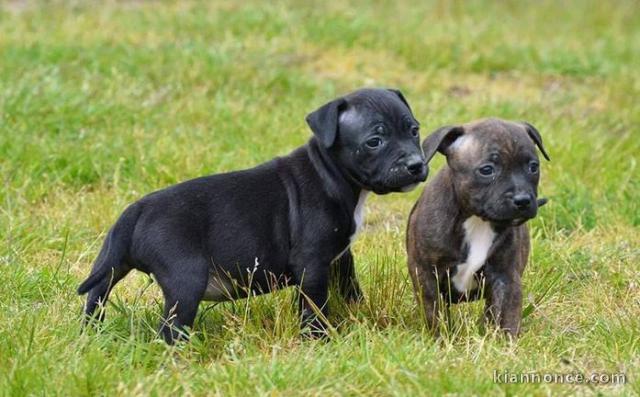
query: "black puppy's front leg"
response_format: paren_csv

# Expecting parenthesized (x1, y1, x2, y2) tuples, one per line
(294, 264, 330, 337)
(331, 249, 363, 304)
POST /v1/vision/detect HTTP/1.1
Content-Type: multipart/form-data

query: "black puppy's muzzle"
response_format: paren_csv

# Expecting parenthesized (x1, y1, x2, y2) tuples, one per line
(402, 154, 428, 182)
(373, 155, 427, 194)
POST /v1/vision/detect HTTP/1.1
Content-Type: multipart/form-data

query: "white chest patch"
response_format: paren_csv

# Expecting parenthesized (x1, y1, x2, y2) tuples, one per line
(351, 190, 369, 243)
(331, 190, 369, 263)
(451, 215, 496, 293)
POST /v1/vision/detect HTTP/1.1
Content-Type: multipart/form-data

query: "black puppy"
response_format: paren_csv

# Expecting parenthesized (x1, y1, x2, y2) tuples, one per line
(78, 88, 427, 343)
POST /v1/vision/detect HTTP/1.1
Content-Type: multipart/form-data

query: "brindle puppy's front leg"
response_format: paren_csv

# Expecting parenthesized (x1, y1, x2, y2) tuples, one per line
(409, 263, 443, 333)
(484, 270, 523, 338)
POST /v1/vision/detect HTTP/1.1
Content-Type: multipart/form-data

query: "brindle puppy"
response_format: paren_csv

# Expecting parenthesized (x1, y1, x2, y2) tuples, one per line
(406, 118, 549, 337)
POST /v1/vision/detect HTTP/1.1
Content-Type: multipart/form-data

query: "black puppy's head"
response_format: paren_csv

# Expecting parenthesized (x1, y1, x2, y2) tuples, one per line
(422, 118, 550, 226)
(306, 88, 427, 194)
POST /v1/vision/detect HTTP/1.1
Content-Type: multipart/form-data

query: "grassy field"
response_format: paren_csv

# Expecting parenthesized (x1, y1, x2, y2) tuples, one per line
(1, 0, 639, 395)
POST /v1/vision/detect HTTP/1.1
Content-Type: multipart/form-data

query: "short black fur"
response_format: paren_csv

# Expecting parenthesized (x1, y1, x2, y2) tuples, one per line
(78, 88, 427, 343)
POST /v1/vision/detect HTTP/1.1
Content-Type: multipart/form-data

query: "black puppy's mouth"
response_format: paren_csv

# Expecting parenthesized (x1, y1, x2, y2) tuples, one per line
(400, 182, 420, 192)
(372, 177, 426, 194)
(370, 166, 427, 194)
(373, 184, 420, 195)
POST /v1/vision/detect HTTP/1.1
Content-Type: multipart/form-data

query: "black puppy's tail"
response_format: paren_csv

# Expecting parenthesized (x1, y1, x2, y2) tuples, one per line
(77, 203, 141, 295)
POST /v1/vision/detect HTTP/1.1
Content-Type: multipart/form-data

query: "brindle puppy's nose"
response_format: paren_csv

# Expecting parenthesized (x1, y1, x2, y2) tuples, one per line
(513, 193, 533, 210)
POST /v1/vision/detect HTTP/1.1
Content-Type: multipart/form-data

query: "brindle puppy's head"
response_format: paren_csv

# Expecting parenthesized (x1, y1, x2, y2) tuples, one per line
(422, 118, 550, 226)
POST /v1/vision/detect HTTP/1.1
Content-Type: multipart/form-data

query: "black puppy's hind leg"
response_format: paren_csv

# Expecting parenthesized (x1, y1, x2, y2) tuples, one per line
(156, 258, 209, 344)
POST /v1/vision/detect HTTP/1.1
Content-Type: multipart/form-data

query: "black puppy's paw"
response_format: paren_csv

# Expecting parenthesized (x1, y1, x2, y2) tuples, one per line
(343, 288, 365, 305)
(159, 324, 190, 345)
(301, 327, 331, 341)
(300, 313, 331, 341)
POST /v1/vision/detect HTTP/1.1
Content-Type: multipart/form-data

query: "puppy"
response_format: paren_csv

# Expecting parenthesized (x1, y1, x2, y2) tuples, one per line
(78, 88, 428, 343)
(406, 118, 549, 337)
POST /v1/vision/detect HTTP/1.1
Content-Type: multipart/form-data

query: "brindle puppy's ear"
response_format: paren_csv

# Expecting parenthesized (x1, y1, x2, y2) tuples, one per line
(521, 122, 550, 161)
(305, 97, 348, 148)
(386, 88, 414, 115)
(421, 125, 465, 163)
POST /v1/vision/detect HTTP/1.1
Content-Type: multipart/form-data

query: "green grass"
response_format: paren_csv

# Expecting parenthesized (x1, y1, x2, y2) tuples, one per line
(1, 0, 639, 395)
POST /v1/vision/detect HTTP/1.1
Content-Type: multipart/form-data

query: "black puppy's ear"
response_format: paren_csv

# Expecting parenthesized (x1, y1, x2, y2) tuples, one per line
(306, 97, 347, 148)
(421, 125, 465, 163)
(522, 121, 550, 161)
(386, 88, 413, 114)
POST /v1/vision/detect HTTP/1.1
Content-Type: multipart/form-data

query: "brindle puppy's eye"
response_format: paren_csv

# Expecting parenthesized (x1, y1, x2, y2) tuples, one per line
(529, 161, 539, 174)
(478, 165, 495, 176)
(366, 137, 383, 149)
(410, 126, 419, 138)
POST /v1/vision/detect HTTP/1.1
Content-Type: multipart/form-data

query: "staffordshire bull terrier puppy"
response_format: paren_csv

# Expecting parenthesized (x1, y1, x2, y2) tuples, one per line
(406, 118, 549, 337)
(78, 88, 428, 343)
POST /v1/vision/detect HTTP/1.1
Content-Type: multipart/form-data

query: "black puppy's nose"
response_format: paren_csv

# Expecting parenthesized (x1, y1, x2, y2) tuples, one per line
(406, 159, 425, 176)
(513, 193, 533, 210)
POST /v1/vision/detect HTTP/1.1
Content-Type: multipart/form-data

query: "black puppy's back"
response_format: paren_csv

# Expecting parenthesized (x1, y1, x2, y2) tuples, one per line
(79, 155, 293, 296)
(77, 141, 358, 343)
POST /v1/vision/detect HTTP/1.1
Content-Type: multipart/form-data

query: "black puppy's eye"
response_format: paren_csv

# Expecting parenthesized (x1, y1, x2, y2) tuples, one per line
(410, 126, 419, 138)
(366, 137, 383, 149)
(478, 165, 495, 176)
(529, 161, 539, 174)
